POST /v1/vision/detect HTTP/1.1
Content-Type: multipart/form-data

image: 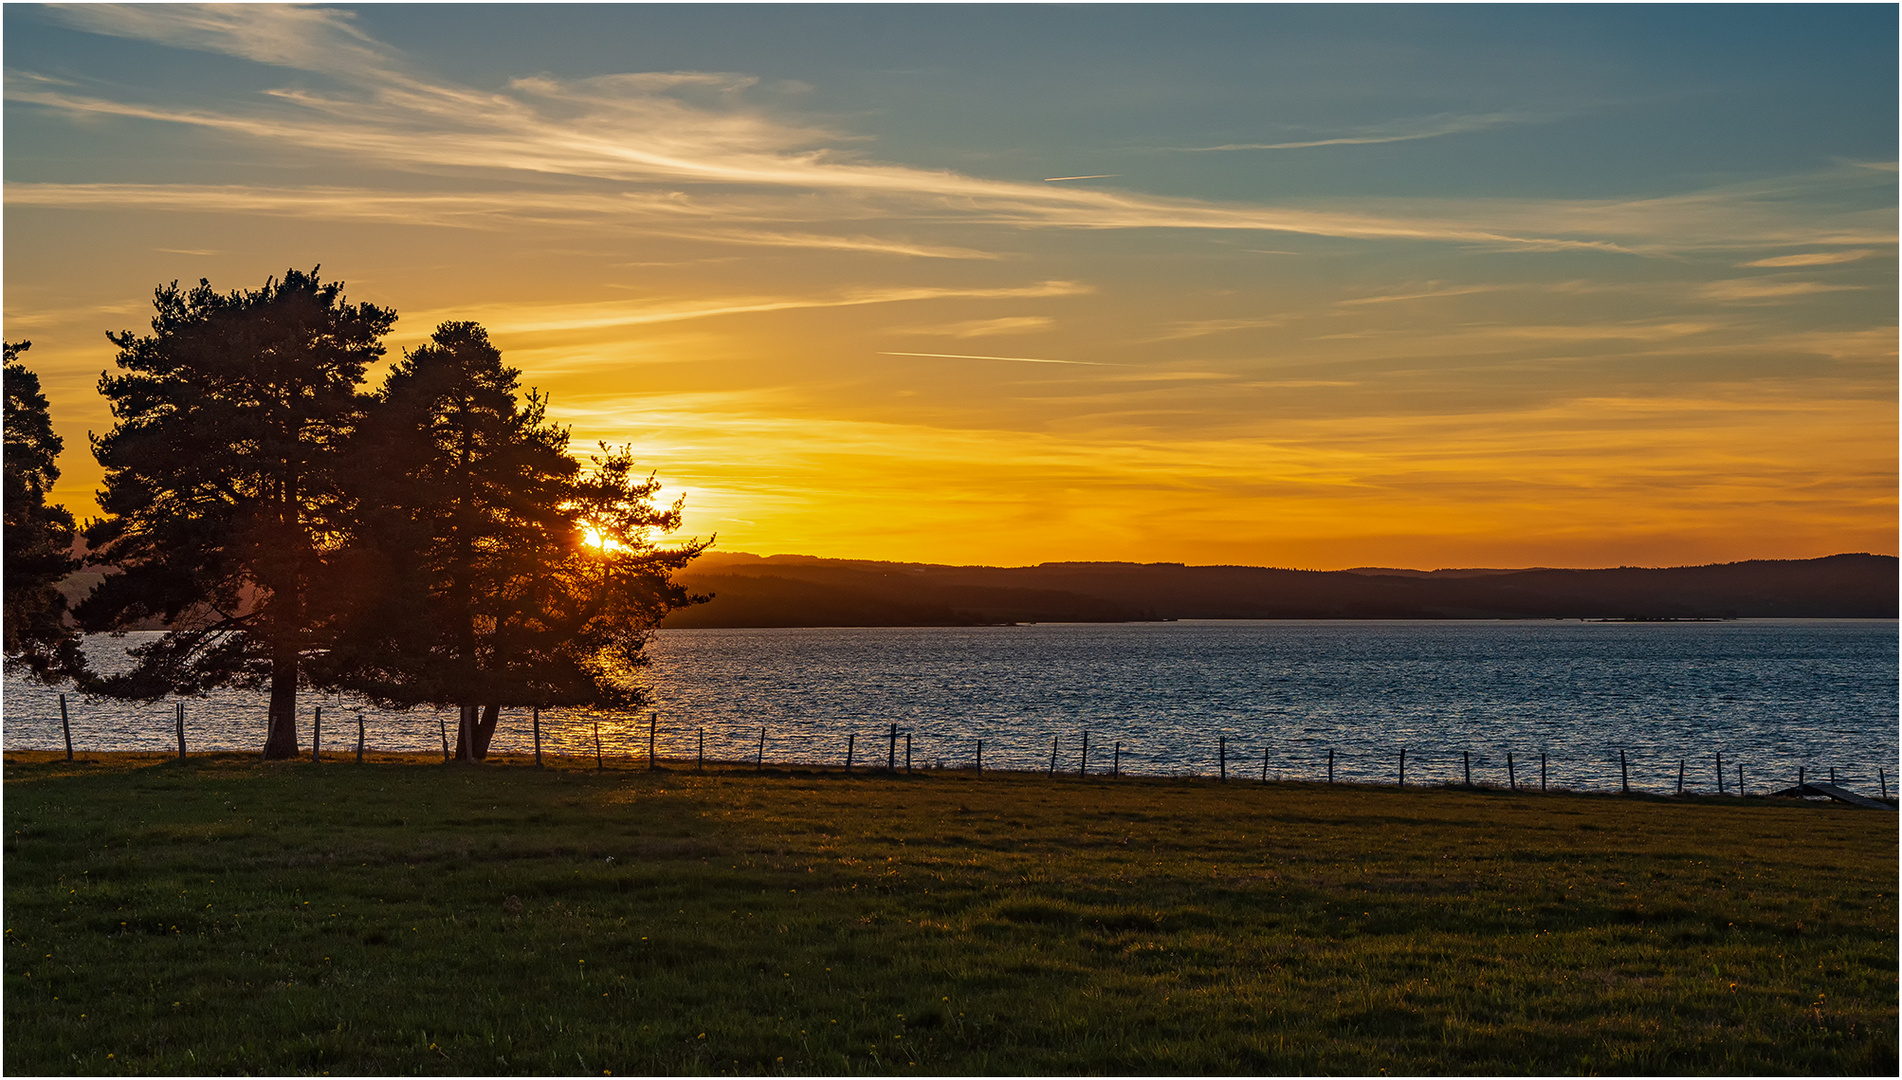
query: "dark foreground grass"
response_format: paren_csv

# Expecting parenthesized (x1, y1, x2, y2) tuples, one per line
(4, 752, 1895, 1075)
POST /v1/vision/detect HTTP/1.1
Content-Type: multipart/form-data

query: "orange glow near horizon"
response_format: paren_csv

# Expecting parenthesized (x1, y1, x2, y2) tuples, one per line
(4, 6, 1894, 571)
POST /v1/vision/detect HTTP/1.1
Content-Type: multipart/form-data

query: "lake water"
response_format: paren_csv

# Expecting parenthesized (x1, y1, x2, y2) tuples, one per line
(4, 620, 1895, 797)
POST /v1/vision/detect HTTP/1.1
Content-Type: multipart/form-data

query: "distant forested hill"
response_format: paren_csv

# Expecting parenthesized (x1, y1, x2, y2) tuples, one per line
(662, 552, 1898, 627)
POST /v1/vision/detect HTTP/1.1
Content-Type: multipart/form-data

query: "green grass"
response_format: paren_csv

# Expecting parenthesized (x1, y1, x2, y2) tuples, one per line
(5, 752, 1895, 1075)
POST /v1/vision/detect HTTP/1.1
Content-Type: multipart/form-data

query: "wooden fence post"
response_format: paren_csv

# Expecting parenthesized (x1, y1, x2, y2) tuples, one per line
(1881, 768, 1888, 802)
(532, 707, 542, 768)
(594, 721, 604, 771)
(1080, 731, 1088, 778)
(176, 702, 186, 761)
(311, 706, 321, 764)
(1398, 748, 1406, 787)
(60, 694, 72, 761)
(1113, 741, 1120, 778)
(1327, 747, 1334, 785)
(698, 728, 704, 772)
(356, 712, 366, 764)
(1716, 752, 1724, 794)
(1798, 765, 1805, 789)
(1507, 751, 1515, 791)
(888, 723, 897, 773)
(647, 712, 657, 771)
(1540, 752, 1547, 791)
(1218, 736, 1227, 783)
(976, 738, 982, 776)
(1620, 749, 1628, 793)
(1260, 746, 1269, 784)
(905, 733, 912, 775)
(1737, 763, 1744, 797)
(846, 732, 855, 773)
(1675, 758, 1684, 795)
(1048, 734, 1058, 777)
(756, 726, 765, 771)
(1463, 750, 1471, 787)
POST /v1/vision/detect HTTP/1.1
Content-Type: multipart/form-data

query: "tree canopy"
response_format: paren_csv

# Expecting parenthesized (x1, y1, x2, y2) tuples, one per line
(321, 321, 708, 759)
(67, 273, 708, 762)
(78, 269, 397, 758)
(3, 340, 84, 682)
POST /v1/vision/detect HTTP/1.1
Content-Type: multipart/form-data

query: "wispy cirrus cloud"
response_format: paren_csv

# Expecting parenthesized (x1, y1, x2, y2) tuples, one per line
(1698, 278, 1868, 303)
(891, 316, 1056, 338)
(406, 281, 1093, 335)
(2, 6, 1702, 254)
(1740, 249, 1879, 268)
(879, 350, 1106, 366)
(1179, 111, 1552, 152)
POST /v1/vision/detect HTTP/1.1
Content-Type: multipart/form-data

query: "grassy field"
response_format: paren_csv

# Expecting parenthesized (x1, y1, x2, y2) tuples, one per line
(4, 752, 1895, 1075)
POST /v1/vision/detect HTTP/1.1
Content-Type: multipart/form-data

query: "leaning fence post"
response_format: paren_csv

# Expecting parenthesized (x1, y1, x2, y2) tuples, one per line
(176, 702, 187, 761)
(846, 732, 855, 773)
(888, 723, 897, 773)
(1507, 751, 1515, 791)
(311, 706, 321, 764)
(356, 712, 366, 764)
(1463, 750, 1471, 787)
(756, 726, 765, 771)
(1676, 758, 1684, 795)
(1882, 768, 1889, 802)
(1079, 731, 1088, 778)
(532, 707, 543, 768)
(1219, 736, 1227, 783)
(594, 721, 604, 770)
(60, 694, 72, 761)
(1620, 749, 1629, 793)
(1048, 733, 1058, 777)
(1260, 746, 1269, 784)
(648, 712, 657, 771)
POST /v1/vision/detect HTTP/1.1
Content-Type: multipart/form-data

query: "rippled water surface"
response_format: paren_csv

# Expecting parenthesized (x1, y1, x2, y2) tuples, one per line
(5, 620, 1895, 795)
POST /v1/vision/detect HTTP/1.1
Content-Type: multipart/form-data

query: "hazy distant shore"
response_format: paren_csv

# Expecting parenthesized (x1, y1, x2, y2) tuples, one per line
(662, 551, 1897, 627)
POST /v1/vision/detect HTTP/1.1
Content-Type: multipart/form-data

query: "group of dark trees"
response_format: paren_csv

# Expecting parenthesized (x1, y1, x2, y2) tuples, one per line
(3, 268, 707, 760)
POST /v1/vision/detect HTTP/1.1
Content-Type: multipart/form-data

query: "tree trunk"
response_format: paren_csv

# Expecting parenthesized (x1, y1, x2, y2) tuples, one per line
(453, 703, 480, 762)
(262, 646, 300, 759)
(472, 703, 501, 759)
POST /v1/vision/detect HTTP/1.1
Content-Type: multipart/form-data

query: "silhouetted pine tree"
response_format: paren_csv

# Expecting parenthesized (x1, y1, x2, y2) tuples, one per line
(324, 321, 708, 759)
(3, 340, 85, 682)
(78, 270, 396, 759)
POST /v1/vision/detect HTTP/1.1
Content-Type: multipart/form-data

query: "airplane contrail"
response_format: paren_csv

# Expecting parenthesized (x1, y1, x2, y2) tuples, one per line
(879, 350, 1106, 366)
(1042, 174, 1119, 182)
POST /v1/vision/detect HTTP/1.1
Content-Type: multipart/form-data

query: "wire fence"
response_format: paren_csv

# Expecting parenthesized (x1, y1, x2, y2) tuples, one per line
(10, 694, 1896, 806)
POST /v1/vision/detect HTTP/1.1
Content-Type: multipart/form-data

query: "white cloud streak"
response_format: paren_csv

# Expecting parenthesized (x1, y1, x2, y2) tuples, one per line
(13, 7, 1894, 259)
(1181, 111, 1547, 152)
(407, 282, 1094, 335)
(879, 351, 1106, 366)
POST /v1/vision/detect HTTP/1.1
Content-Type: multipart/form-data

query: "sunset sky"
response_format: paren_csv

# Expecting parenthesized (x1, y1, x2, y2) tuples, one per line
(5, 4, 1895, 569)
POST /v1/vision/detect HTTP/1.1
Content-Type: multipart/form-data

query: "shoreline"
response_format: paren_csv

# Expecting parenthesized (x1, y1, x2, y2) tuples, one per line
(7, 750, 1891, 809)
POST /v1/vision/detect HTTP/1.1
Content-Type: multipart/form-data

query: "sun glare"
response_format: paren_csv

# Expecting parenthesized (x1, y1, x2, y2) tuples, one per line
(578, 522, 628, 553)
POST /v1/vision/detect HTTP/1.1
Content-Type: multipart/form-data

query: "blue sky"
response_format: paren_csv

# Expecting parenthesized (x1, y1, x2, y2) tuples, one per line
(5, 4, 1895, 567)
